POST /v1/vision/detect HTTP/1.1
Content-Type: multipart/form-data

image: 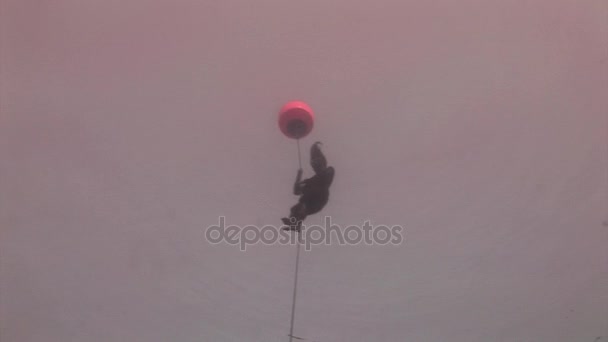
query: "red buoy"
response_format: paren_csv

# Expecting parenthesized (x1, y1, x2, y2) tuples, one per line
(278, 101, 314, 139)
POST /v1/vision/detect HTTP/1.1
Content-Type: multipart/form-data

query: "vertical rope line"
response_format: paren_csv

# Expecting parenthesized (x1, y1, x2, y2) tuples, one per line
(297, 138, 302, 169)
(289, 139, 303, 342)
(288, 232, 302, 342)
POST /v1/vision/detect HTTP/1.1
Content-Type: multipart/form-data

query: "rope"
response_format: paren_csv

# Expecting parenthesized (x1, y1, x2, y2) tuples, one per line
(288, 231, 302, 342)
(297, 139, 302, 169)
(289, 139, 303, 342)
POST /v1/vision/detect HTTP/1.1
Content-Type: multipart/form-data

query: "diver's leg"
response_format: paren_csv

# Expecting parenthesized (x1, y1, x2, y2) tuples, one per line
(281, 218, 303, 231)
(291, 202, 307, 219)
(282, 202, 306, 231)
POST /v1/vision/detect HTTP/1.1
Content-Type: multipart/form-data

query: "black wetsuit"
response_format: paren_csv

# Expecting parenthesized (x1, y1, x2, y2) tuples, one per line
(296, 167, 335, 215)
(283, 166, 335, 230)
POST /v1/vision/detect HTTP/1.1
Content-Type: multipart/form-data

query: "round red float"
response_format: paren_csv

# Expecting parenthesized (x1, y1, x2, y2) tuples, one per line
(278, 101, 314, 139)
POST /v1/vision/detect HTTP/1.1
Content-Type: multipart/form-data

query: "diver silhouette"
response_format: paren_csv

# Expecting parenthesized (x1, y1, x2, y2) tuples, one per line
(282, 142, 335, 232)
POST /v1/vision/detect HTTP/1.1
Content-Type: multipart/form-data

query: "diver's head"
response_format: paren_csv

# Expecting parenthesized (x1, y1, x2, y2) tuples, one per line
(310, 141, 327, 174)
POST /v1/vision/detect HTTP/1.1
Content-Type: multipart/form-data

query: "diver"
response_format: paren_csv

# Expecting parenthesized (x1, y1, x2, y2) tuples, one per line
(282, 142, 335, 232)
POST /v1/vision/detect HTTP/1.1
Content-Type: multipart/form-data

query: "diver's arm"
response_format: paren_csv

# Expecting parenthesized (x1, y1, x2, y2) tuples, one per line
(293, 169, 304, 195)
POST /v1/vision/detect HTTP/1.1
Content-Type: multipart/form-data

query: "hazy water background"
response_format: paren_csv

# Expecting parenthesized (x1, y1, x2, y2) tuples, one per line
(1, 1, 606, 341)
